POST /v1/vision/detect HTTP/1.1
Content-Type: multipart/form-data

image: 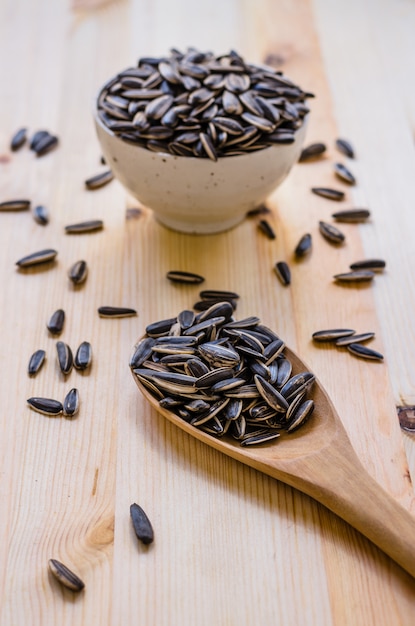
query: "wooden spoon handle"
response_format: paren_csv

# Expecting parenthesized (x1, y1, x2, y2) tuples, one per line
(277, 443, 415, 578)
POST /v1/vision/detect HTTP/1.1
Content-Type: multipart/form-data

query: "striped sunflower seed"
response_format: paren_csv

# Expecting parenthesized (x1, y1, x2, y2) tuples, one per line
(258, 219, 276, 240)
(312, 328, 356, 342)
(130, 503, 154, 545)
(287, 399, 314, 432)
(47, 309, 65, 335)
(63, 388, 80, 417)
(74, 341, 93, 370)
(334, 162, 356, 185)
(10, 127, 27, 151)
(56, 341, 73, 375)
(85, 170, 113, 190)
(16, 248, 58, 268)
(98, 306, 137, 318)
(68, 260, 88, 285)
(254, 375, 289, 413)
(334, 270, 375, 283)
(28, 349, 46, 376)
(347, 343, 383, 361)
(200, 289, 239, 301)
(332, 208, 370, 222)
(240, 431, 281, 446)
(0, 199, 30, 211)
(48, 559, 85, 592)
(298, 142, 326, 162)
(27, 397, 63, 416)
(33, 205, 49, 225)
(65, 220, 104, 234)
(274, 261, 291, 286)
(34, 134, 58, 156)
(166, 270, 205, 284)
(319, 221, 345, 244)
(349, 259, 386, 271)
(335, 138, 355, 159)
(335, 332, 375, 347)
(311, 188, 345, 201)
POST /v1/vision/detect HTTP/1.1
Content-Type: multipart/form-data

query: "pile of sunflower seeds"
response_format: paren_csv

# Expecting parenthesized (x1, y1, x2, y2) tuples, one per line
(131, 302, 315, 446)
(97, 47, 312, 161)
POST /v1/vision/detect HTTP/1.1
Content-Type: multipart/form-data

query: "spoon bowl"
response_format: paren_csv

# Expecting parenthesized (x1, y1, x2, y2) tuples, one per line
(131, 339, 415, 578)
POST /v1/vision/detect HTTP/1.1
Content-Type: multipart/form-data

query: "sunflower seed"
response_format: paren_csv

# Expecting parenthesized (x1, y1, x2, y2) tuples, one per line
(27, 397, 63, 416)
(280, 372, 315, 402)
(334, 270, 375, 283)
(240, 431, 281, 446)
(33, 204, 49, 225)
(130, 503, 154, 545)
(274, 261, 291, 285)
(0, 199, 30, 211)
(48, 559, 85, 592)
(166, 270, 205, 284)
(34, 134, 58, 156)
(336, 138, 355, 158)
(10, 127, 27, 151)
(47, 309, 65, 335)
(335, 332, 375, 347)
(177, 309, 195, 330)
(56, 341, 73, 374)
(28, 349, 46, 376)
(130, 339, 156, 369)
(319, 221, 345, 244)
(294, 233, 312, 257)
(312, 329, 356, 342)
(65, 220, 104, 234)
(63, 388, 79, 417)
(287, 399, 314, 432)
(200, 289, 239, 301)
(312, 188, 345, 201)
(275, 358, 292, 387)
(258, 219, 276, 240)
(198, 343, 240, 368)
(334, 162, 356, 185)
(332, 208, 370, 222)
(254, 375, 289, 413)
(199, 132, 217, 161)
(146, 317, 176, 337)
(16, 248, 58, 268)
(68, 260, 88, 285)
(29, 130, 49, 150)
(349, 259, 386, 271)
(74, 341, 92, 370)
(98, 306, 137, 318)
(298, 142, 326, 162)
(85, 170, 113, 190)
(347, 343, 383, 361)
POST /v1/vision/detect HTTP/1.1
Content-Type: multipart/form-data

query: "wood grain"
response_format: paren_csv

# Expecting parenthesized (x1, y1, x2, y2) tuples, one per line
(0, 0, 415, 624)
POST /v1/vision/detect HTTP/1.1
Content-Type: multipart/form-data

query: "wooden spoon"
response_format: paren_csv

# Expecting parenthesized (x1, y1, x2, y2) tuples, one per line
(131, 344, 415, 578)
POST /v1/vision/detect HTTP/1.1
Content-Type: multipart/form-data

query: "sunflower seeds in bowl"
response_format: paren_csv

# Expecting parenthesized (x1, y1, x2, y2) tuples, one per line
(94, 47, 312, 234)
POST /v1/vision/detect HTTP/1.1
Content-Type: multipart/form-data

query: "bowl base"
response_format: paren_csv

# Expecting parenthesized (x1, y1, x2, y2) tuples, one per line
(154, 212, 246, 235)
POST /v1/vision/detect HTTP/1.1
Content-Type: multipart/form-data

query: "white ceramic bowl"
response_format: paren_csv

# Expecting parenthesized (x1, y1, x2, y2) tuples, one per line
(94, 111, 308, 234)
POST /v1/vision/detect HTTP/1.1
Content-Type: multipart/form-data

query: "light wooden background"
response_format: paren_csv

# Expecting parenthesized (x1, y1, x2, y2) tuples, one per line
(1, 0, 415, 624)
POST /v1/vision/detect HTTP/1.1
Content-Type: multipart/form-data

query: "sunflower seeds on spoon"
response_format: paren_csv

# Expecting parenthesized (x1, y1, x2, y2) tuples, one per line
(48, 559, 85, 592)
(28, 349, 46, 376)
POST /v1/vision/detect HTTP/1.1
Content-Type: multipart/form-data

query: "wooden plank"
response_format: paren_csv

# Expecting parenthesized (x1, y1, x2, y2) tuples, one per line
(0, 0, 414, 624)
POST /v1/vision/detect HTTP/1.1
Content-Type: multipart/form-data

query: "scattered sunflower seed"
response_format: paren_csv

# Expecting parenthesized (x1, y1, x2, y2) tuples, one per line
(34, 133, 59, 156)
(294, 233, 312, 257)
(47, 309, 65, 335)
(130, 503, 154, 545)
(333, 270, 375, 283)
(68, 260, 88, 285)
(98, 306, 137, 318)
(28, 349, 46, 376)
(10, 127, 27, 151)
(335, 332, 375, 347)
(16, 248, 58, 268)
(335, 138, 355, 159)
(319, 221, 345, 244)
(33, 204, 49, 225)
(347, 343, 383, 361)
(65, 220, 104, 234)
(85, 170, 114, 190)
(298, 142, 326, 162)
(258, 219, 276, 240)
(48, 559, 85, 592)
(30, 130, 50, 150)
(312, 187, 345, 201)
(200, 289, 239, 301)
(349, 259, 386, 272)
(312, 329, 355, 342)
(63, 388, 80, 417)
(274, 261, 291, 286)
(332, 208, 370, 222)
(334, 162, 356, 185)
(27, 397, 63, 416)
(74, 341, 92, 370)
(166, 270, 205, 284)
(0, 199, 30, 211)
(56, 341, 74, 375)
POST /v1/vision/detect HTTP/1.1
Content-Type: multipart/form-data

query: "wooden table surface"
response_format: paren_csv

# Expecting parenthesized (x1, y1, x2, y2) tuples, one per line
(1, 0, 415, 624)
